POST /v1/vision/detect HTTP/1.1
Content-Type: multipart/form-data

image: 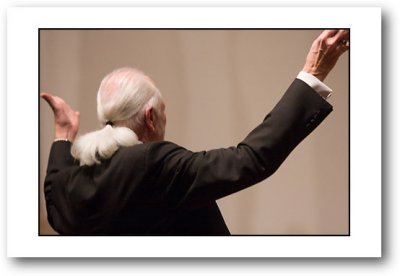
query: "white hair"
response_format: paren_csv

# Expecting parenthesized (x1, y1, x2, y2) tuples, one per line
(71, 67, 163, 166)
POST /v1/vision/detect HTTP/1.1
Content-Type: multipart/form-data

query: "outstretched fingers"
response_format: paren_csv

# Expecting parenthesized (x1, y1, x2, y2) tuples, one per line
(302, 29, 349, 81)
(40, 92, 67, 114)
(330, 30, 350, 57)
(40, 92, 57, 111)
(40, 92, 80, 141)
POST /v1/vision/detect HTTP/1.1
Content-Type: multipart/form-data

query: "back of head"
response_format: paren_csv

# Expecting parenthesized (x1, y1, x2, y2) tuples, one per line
(97, 67, 161, 128)
(71, 67, 163, 166)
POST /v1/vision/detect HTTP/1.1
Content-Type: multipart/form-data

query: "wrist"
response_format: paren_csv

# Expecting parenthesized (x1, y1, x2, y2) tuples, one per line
(302, 66, 327, 82)
(297, 71, 333, 100)
(55, 128, 77, 142)
(54, 138, 71, 143)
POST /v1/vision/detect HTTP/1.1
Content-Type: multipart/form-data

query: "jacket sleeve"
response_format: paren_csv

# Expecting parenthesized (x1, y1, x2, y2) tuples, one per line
(44, 141, 78, 233)
(145, 79, 333, 209)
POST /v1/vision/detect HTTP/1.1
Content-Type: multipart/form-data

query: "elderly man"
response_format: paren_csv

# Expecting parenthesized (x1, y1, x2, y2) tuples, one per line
(41, 29, 349, 235)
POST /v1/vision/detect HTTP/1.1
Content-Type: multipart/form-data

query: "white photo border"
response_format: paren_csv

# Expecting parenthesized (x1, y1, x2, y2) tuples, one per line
(7, 7, 381, 257)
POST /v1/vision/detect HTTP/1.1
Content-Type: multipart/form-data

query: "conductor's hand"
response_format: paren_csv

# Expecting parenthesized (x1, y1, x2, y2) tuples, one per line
(41, 92, 80, 142)
(303, 29, 349, 82)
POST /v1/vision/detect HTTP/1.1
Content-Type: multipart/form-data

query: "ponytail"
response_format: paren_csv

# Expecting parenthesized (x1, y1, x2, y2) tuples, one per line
(71, 125, 141, 166)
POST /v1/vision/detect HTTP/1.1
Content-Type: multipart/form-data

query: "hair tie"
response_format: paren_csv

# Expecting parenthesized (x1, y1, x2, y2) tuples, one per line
(106, 121, 114, 127)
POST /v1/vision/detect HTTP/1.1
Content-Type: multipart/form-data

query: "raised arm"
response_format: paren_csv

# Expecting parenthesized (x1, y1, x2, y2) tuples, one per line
(145, 29, 350, 208)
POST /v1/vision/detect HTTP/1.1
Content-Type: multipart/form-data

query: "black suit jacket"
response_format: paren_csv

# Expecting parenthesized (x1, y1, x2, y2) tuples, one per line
(44, 79, 333, 235)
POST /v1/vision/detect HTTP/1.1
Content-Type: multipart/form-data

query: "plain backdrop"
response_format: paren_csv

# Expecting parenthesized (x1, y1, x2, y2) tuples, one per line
(39, 29, 349, 235)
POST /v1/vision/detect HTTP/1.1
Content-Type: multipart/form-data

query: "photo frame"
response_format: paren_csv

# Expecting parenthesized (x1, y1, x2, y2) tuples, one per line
(7, 7, 381, 257)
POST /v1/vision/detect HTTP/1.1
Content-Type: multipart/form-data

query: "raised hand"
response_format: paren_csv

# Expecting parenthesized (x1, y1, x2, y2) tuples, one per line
(41, 92, 80, 142)
(303, 29, 349, 81)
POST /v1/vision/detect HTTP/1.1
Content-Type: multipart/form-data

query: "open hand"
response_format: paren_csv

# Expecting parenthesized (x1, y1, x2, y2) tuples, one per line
(303, 29, 349, 81)
(41, 92, 80, 142)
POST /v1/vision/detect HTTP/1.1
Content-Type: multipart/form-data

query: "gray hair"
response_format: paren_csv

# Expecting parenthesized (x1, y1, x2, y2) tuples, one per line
(71, 67, 163, 166)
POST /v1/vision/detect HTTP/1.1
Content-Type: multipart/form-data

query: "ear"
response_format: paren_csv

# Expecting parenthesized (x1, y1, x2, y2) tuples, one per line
(144, 106, 156, 132)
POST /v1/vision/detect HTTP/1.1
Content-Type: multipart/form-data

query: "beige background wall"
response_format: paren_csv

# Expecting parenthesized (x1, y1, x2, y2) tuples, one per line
(39, 30, 349, 235)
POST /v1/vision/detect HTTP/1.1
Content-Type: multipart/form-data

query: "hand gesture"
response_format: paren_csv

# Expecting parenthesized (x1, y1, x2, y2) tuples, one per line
(303, 29, 350, 81)
(41, 92, 80, 142)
